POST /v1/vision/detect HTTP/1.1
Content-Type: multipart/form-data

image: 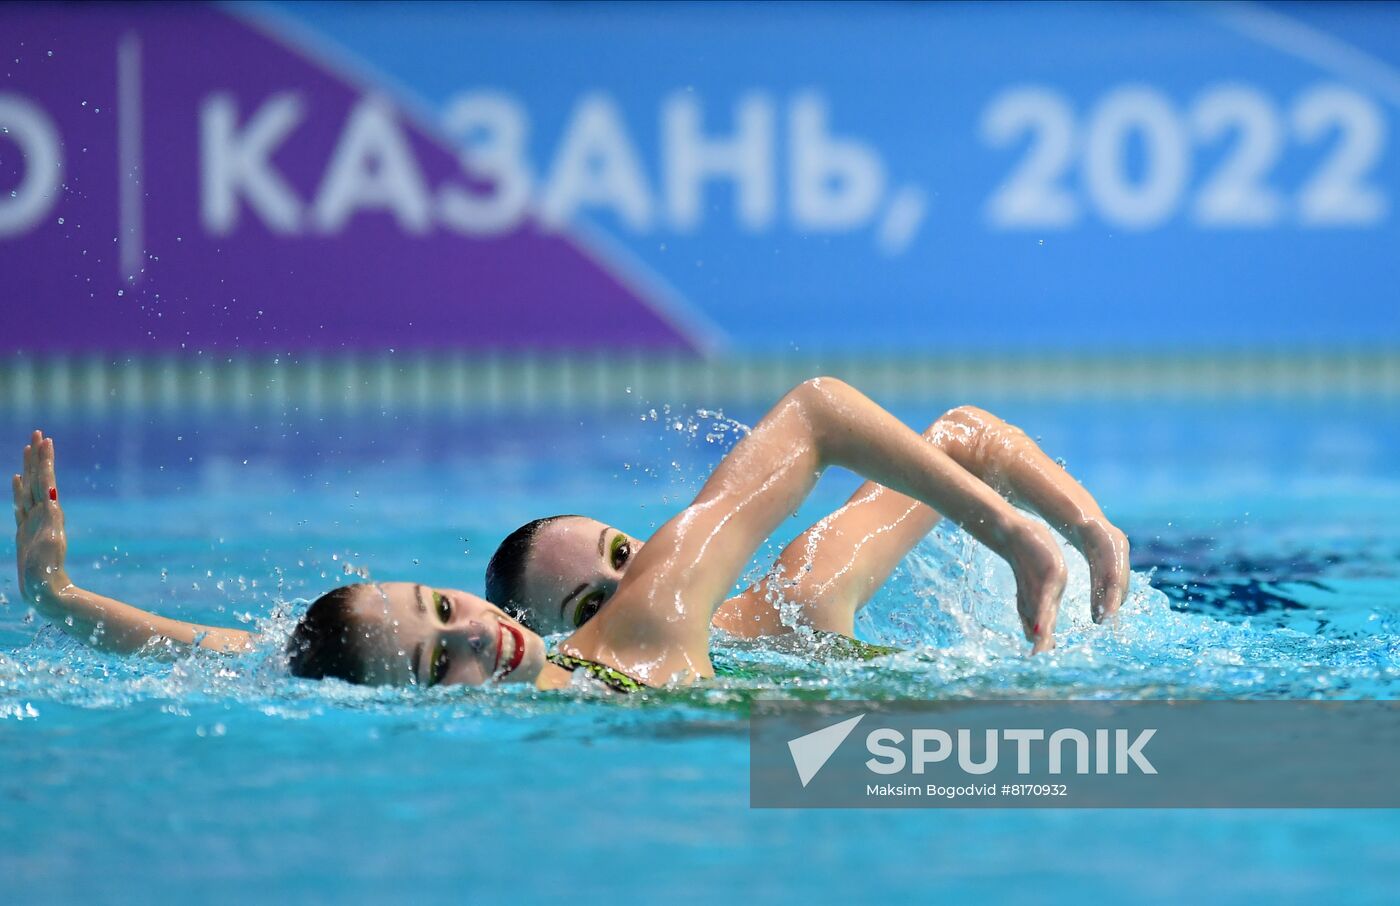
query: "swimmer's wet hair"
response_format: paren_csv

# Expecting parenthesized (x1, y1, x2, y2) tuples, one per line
(485, 515, 580, 631)
(286, 584, 370, 684)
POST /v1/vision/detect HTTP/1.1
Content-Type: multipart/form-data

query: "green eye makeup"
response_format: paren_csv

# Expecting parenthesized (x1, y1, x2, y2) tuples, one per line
(429, 638, 449, 686)
(609, 534, 632, 570)
(574, 590, 606, 628)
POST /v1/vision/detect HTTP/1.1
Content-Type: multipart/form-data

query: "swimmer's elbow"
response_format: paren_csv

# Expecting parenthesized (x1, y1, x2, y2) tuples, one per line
(770, 377, 865, 469)
(784, 376, 855, 417)
(797, 375, 852, 395)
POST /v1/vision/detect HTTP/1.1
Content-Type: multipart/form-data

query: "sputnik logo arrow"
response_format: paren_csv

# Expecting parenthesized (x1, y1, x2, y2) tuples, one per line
(787, 714, 866, 787)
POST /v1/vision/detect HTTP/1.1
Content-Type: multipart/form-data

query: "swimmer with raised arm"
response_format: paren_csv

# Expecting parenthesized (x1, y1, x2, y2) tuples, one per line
(487, 405, 1129, 643)
(13, 378, 1127, 692)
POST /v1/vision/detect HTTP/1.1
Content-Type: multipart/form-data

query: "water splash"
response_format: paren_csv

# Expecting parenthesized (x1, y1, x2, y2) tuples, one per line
(853, 521, 1400, 700)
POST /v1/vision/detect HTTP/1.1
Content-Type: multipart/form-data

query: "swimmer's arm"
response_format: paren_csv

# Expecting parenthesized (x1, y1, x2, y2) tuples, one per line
(13, 430, 253, 656)
(28, 585, 252, 656)
(714, 410, 954, 638)
(713, 479, 935, 638)
(571, 379, 1066, 680)
(715, 405, 1130, 636)
(930, 406, 1129, 620)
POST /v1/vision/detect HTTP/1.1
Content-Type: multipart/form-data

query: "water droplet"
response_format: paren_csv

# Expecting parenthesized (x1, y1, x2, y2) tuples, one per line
(57, 217, 64, 225)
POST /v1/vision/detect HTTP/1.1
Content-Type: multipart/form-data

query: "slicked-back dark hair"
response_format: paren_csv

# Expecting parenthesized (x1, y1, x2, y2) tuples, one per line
(286, 584, 371, 684)
(484, 515, 580, 631)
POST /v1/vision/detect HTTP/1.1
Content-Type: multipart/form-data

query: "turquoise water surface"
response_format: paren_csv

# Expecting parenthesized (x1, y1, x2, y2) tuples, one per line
(2, 398, 1398, 901)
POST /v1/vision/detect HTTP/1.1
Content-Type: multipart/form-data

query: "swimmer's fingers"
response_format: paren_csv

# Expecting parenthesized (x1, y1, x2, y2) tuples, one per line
(1087, 524, 1131, 623)
(1100, 534, 1130, 622)
(12, 474, 23, 527)
(19, 440, 36, 516)
(14, 443, 67, 602)
(1025, 591, 1061, 655)
(14, 432, 60, 530)
(1011, 523, 1067, 654)
(21, 432, 55, 511)
(35, 436, 56, 504)
(22, 431, 42, 508)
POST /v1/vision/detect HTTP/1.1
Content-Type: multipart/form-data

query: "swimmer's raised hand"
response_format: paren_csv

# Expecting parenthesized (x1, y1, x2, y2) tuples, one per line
(11, 429, 252, 655)
(13, 429, 69, 603)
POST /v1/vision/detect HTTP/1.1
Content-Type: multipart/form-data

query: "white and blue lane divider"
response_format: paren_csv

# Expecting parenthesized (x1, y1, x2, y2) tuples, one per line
(2, 350, 1397, 414)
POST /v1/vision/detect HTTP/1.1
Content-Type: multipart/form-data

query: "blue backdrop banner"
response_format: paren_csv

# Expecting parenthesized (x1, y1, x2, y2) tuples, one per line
(3, 1, 1399, 353)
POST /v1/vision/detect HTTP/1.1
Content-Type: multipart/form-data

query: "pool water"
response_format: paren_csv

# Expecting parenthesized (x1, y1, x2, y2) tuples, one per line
(2, 397, 1398, 901)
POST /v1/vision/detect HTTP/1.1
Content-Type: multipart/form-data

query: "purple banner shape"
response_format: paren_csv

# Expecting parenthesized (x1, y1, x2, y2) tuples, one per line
(0, 5, 704, 353)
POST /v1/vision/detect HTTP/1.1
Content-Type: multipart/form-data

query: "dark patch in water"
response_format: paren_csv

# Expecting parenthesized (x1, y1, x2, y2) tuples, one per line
(1153, 575, 1312, 616)
(1132, 535, 1341, 616)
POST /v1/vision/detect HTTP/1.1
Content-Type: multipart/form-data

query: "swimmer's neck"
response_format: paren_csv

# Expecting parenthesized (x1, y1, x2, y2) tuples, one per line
(534, 660, 574, 690)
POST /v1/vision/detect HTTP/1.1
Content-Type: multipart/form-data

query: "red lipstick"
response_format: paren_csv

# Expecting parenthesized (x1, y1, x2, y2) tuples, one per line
(493, 621, 527, 679)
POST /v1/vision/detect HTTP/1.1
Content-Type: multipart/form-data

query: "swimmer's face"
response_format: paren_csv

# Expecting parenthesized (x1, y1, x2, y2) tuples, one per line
(517, 517, 643, 635)
(346, 582, 546, 687)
